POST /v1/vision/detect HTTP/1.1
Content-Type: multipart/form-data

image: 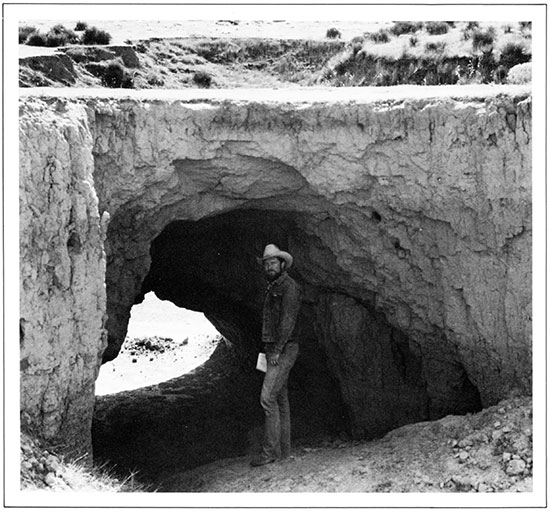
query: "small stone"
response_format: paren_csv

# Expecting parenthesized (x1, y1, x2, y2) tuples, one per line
(44, 472, 57, 486)
(458, 438, 473, 448)
(512, 454, 521, 460)
(477, 483, 490, 492)
(21, 461, 33, 470)
(46, 456, 61, 473)
(502, 426, 512, 433)
(506, 459, 526, 475)
(149, 357, 154, 361)
(132, 358, 137, 363)
(451, 439, 458, 447)
(55, 100, 68, 113)
(458, 451, 469, 461)
(502, 452, 512, 462)
(492, 430, 503, 441)
(493, 421, 501, 428)
(498, 407, 506, 414)
(452, 476, 472, 491)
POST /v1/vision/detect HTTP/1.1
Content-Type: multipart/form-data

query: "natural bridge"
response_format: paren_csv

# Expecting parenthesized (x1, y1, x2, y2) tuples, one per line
(19, 85, 531, 478)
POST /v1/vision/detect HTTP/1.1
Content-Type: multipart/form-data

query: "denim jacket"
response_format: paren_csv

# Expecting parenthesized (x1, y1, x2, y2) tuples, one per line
(261, 272, 301, 355)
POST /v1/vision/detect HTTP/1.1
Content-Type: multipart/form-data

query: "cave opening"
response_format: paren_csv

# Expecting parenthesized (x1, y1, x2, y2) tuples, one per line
(94, 292, 222, 396)
(93, 207, 481, 482)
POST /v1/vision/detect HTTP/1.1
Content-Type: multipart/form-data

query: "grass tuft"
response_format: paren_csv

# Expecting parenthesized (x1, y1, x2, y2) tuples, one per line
(326, 27, 341, 39)
(82, 26, 112, 45)
(193, 70, 212, 87)
(44, 24, 79, 47)
(425, 40, 446, 53)
(21, 432, 153, 492)
(74, 21, 88, 31)
(367, 29, 391, 44)
(390, 21, 423, 36)
(102, 61, 127, 87)
(19, 25, 37, 44)
(425, 21, 450, 35)
(471, 27, 496, 52)
(26, 32, 47, 46)
(499, 42, 530, 69)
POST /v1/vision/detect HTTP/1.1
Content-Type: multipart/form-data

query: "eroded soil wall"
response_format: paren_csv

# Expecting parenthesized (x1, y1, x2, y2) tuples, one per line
(19, 86, 531, 460)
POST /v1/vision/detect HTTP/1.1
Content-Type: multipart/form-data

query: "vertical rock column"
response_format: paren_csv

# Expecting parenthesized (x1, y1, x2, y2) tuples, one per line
(19, 98, 107, 459)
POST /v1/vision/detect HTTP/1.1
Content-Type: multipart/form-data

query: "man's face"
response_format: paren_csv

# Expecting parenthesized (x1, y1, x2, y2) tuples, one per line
(264, 257, 283, 281)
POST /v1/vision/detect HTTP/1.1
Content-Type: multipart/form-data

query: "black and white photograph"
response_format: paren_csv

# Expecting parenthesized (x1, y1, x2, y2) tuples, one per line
(4, 1, 546, 508)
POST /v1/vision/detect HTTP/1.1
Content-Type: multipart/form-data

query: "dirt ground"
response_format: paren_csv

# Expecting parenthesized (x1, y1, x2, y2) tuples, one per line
(160, 396, 532, 493)
(94, 320, 532, 494)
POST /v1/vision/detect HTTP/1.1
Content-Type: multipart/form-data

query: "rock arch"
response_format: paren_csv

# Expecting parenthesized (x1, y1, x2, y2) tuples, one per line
(19, 87, 532, 463)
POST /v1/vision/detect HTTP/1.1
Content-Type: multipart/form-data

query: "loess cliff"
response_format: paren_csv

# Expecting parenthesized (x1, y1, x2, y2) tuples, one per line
(19, 85, 531, 463)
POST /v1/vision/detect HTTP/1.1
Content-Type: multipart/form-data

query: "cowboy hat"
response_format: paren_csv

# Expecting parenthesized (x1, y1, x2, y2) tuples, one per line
(258, 244, 293, 269)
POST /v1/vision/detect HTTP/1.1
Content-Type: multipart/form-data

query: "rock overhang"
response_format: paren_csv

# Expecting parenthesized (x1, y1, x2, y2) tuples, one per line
(19, 84, 532, 458)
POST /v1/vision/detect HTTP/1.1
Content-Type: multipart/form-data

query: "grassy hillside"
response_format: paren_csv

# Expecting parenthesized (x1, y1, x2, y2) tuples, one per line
(19, 21, 531, 89)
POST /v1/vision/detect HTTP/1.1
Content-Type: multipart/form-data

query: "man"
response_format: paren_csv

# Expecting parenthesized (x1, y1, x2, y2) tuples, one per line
(251, 244, 302, 467)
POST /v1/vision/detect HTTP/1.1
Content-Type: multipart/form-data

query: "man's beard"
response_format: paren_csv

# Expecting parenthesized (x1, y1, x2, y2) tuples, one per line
(265, 269, 282, 282)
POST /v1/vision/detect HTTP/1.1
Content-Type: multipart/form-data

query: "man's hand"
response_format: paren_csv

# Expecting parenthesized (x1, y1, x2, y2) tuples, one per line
(267, 353, 280, 366)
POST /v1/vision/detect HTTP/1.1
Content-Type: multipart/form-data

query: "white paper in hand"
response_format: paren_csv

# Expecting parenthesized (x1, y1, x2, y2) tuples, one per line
(256, 352, 267, 372)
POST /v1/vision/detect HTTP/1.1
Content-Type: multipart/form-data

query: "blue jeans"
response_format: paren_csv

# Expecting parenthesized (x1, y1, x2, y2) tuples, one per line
(260, 342, 299, 459)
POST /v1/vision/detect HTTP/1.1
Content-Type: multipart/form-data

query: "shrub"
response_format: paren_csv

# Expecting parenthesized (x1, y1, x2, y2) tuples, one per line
(102, 61, 126, 87)
(26, 32, 47, 46)
(499, 42, 530, 69)
(50, 24, 78, 39)
(193, 71, 212, 88)
(503, 24, 513, 34)
(367, 29, 391, 44)
(82, 26, 112, 45)
(19, 25, 37, 44)
(44, 25, 79, 47)
(465, 21, 480, 31)
(74, 21, 88, 31)
(390, 21, 423, 36)
(507, 62, 531, 84)
(425, 21, 450, 35)
(472, 27, 495, 52)
(326, 27, 341, 39)
(519, 21, 531, 31)
(409, 35, 418, 47)
(425, 41, 446, 53)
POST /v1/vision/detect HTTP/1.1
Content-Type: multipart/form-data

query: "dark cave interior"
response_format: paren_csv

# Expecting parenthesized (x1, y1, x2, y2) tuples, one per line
(92, 208, 481, 481)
